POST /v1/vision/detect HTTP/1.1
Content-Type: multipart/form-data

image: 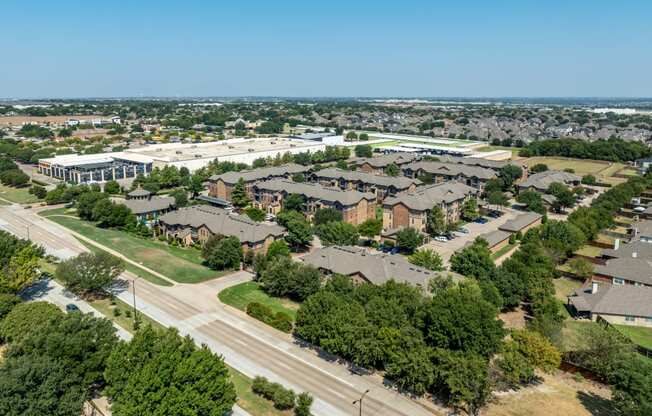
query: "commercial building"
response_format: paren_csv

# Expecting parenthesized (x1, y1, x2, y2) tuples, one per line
(309, 168, 420, 202)
(38, 137, 324, 183)
(382, 182, 478, 232)
(158, 205, 285, 253)
(568, 282, 652, 328)
(208, 163, 309, 201)
(401, 161, 497, 191)
(251, 180, 376, 225)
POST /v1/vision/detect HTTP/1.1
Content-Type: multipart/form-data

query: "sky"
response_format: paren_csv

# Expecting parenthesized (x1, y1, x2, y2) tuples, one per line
(2, 0, 651, 98)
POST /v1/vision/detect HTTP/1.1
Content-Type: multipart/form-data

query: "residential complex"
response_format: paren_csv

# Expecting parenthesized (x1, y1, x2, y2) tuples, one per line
(401, 160, 497, 191)
(208, 163, 309, 201)
(117, 188, 176, 223)
(353, 152, 418, 174)
(518, 170, 581, 192)
(310, 168, 420, 202)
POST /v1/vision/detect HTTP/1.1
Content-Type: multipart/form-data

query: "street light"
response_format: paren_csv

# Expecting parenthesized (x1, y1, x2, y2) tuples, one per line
(352, 389, 370, 416)
(25, 224, 30, 240)
(131, 277, 139, 329)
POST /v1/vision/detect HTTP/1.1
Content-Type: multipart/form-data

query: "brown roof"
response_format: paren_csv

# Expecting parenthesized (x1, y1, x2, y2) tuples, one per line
(594, 257, 652, 285)
(518, 170, 581, 191)
(313, 168, 420, 189)
(498, 212, 543, 233)
(383, 181, 477, 211)
(354, 152, 418, 169)
(478, 230, 511, 247)
(569, 283, 652, 318)
(209, 163, 309, 185)
(402, 161, 497, 181)
(253, 179, 375, 206)
(119, 196, 176, 215)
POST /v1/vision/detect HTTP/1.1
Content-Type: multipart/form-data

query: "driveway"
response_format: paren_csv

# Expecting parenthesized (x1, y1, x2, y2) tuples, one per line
(424, 208, 520, 266)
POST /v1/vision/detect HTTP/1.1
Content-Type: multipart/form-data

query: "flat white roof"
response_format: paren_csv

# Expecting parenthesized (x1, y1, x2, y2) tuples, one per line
(40, 151, 155, 167)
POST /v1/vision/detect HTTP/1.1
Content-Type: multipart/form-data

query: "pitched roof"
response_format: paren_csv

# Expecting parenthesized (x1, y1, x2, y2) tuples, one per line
(119, 196, 176, 215)
(127, 188, 151, 198)
(209, 163, 309, 184)
(383, 181, 477, 211)
(313, 168, 421, 189)
(253, 179, 375, 206)
(478, 230, 511, 247)
(602, 240, 652, 260)
(438, 155, 524, 171)
(159, 205, 285, 244)
(630, 220, 652, 240)
(499, 212, 543, 233)
(301, 245, 436, 287)
(354, 152, 418, 168)
(518, 170, 582, 191)
(594, 257, 652, 285)
(402, 161, 497, 180)
(569, 283, 652, 318)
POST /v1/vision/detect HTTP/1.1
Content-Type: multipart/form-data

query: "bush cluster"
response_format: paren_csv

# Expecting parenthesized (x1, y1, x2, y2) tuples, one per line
(246, 302, 293, 333)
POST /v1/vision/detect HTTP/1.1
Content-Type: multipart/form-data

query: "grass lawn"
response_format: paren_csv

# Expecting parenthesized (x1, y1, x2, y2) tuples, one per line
(76, 238, 173, 286)
(561, 320, 600, 352)
(39, 209, 223, 284)
(0, 184, 41, 204)
(89, 296, 165, 333)
(574, 245, 603, 257)
(218, 281, 299, 320)
(613, 325, 652, 350)
(476, 146, 523, 159)
(523, 157, 615, 177)
(492, 242, 517, 260)
(229, 368, 290, 416)
(594, 233, 615, 246)
(553, 276, 583, 301)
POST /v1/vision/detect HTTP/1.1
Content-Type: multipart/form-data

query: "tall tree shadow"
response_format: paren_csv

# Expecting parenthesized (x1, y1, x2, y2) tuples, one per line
(577, 391, 617, 416)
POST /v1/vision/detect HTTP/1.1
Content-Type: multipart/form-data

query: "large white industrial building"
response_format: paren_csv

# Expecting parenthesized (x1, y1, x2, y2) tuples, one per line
(38, 137, 325, 184)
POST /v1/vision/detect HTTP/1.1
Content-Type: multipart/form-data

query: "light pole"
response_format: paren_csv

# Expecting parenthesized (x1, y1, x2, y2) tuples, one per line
(131, 277, 139, 328)
(25, 224, 30, 240)
(352, 389, 370, 416)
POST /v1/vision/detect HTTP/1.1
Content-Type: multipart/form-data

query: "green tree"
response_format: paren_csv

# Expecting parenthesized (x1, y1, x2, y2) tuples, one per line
(169, 189, 188, 207)
(231, 177, 250, 208)
(581, 174, 597, 185)
(0, 245, 40, 294)
(0, 293, 20, 320)
(266, 240, 291, 259)
(516, 190, 546, 214)
(426, 206, 446, 236)
(409, 249, 444, 271)
(530, 163, 548, 174)
(346, 131, 358, 140)
(0, 301, 64, 344)
(104, 326, 236, 416)
(313, 207, 343, 225)
(202, 235, 243, 270)
(277, 210, 313, 249)
(358, 218, 382, 238)
(450, 238, 495, 279)
(315, 221, 359, 246)
(461, 198, 479, 221)
(294, 392, 314, 416)
(77, 191, 108, 220)
(244, 206, 266, 222)
(0, 169, 29, 187)
(56, 252, 125, 298)
(28, 184, 47, 199)
(499, 165, 523, 189)
(260, 257, 321, 301)
(487, 191, 509, 207)
(104, 180, 121, 194)
(385, 163, 400, 177)
(395, 228, 423, 253)
(547, 182, 576, 211)
(354, 144, 373, 158)
(283, 193, 306, 212)
(435, 351, 491, 416)
(568, 257, 594, 280)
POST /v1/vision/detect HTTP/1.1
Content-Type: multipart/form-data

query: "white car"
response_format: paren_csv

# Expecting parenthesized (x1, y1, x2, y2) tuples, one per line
(434, 236, 448, 242)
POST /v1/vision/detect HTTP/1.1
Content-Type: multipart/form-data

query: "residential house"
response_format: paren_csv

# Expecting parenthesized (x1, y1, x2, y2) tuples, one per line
(117, 188, 176, 224)
(208, 163, 310, 201)
(382, 182, 478, 232)
(310, 168, 420, 202)
(401, 161, 497, 191)
(592, 255, 652, 287)
(568, 282, 652, 328)
(251, 180, 376, 225)
(158, 205, 285, 253)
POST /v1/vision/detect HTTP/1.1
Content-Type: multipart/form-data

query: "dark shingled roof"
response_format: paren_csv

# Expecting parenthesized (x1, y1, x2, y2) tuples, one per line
(209, 163, 309, 185)
(383, 181, 477, 211)
(313, 168, 421, 189)
(518, 170, 581, 192)
(253, 179, 375, 206)
(127, 188, 152, 198)
(594, 257, 652, 286)
(498, 212, 543, 233)
(569, 283, 652, 318)
(119, 196, 175, 215)
(402, 161, 497, 180)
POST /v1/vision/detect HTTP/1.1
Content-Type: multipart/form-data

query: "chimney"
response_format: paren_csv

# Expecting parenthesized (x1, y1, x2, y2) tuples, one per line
(591, 282, 599, 294)
(614, 238, 620, 251)
(633, 252, 638, 258)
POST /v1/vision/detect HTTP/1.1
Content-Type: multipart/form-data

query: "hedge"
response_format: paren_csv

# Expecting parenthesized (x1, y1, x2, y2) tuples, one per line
(246, 302, 293, 333)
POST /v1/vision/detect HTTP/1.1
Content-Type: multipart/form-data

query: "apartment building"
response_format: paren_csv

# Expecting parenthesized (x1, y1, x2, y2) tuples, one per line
(401, 161, 497, 191)
(208, 163, 309, 201)
(382, 182, 477, 232)
(310, 168, 420, 202)
(353, 152, 418, 175)
(251, 179, 376, 225)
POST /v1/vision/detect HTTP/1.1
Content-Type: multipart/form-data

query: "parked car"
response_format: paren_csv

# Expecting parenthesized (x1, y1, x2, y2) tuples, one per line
(488, 210, 503, 218)
(65, 304, 80, 313)
(474, 217, 489, 224)
(458, 227, 469, 234)
(634, 206, 646, 213)
(390, 247, 400, 255)
(434, 236, 448, 242)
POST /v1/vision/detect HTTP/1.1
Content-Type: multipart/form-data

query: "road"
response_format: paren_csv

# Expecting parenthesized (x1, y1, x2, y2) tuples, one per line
(0, 203, 439, 416)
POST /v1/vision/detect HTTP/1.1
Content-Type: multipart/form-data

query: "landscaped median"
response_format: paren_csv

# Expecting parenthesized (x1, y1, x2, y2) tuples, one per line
(38, 207, 226, 284)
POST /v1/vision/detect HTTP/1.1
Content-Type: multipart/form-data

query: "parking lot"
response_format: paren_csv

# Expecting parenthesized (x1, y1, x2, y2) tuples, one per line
(424, 208, 521, 266)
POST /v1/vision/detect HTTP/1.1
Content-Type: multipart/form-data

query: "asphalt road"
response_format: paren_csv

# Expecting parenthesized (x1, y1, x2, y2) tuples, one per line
(1, 204, 439, 416)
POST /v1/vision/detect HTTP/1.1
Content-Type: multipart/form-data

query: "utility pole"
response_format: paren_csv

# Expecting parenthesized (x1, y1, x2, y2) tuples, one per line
(131, 278, 138, 328)
(25, 224, 30, 240)
(352, 389, 370, 416)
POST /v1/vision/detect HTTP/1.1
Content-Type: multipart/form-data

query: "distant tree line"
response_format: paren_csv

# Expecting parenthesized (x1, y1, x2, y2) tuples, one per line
(520, 138, 650, 162)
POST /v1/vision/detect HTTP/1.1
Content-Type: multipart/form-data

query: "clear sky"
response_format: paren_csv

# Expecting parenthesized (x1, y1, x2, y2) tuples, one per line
(2, 0, 651, 98)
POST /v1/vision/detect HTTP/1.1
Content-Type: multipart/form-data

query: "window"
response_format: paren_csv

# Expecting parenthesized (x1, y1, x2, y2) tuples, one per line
(613, 278, 625, 285)
(625, 316, 635, 322)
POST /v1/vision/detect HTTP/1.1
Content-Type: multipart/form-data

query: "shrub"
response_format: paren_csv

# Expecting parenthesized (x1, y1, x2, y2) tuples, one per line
(0, 293, 21, 320)
(246, 302, 293, 333)
(251, 376, 297, 410)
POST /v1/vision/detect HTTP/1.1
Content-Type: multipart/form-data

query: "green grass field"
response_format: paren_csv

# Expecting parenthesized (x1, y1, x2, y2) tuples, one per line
(614, 325, 652, 350)
(523, 157, 624, 178)
(0, 184, 41, 204)
(574, 245, 603, 257)
(218, 281, 299, 320)
(89, 296, 165, 333)
(39, 209, 224, 284)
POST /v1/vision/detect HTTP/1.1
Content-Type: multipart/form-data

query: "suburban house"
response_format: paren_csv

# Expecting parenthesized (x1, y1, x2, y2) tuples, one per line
(353, 152, 418, 175)
(301, 245, 445, 288)
(518, 170, 581, 193)
(382, 182, 478, 232)
(568, 282, 652, 328)
(251, 179, 376, 225)
(117, 188, 176, 224)
(158, 205, 285, 253)
(208, 163, 310, 201)
(629, 220, 652, 243)
(591, 255, 652, 287)
(401, 161, 497, 191)
(498, 212, 543, 234)
(310, 168, 420, 202)
(601, 239, 652, 261)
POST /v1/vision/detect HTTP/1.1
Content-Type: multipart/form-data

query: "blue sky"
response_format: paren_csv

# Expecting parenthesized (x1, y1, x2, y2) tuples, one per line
(2, 0, 651, 98)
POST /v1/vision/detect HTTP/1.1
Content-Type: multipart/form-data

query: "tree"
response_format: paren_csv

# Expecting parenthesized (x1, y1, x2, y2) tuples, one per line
(294, 392, 314, 416)
(461, 199, 479, 221)
(510, 329, 561, 373)
(260, 257, 321, 301)
(426, 206, 446, 236)
(395, 228, 423, 253)
(354, 144, 373, 158)
(498, 165, 523, 189)
(56, 252, 125, 297)
(104, 180, 121, 194)
(516, 190, 545, 214)
(313, 207, 342, 225)
(186, 174, 204, 198)
(277, 211, 313, 249)
(487, 191, 509, 207)
(77, 191, 108, 220)
(284, 193, 305, 212)
(28, 184, 47, 199)
(0, 293, 20, 320)
(104, 326, 236, 416)
(435, 351, 491, 416)
(530, 163, 548, 174)
(450, 239, 495, 279)
(358, 218, 382, 238)
(346, 131, 358, 140)
(568, 257, 594, 280)
(244, 206, 265, 222)
(231, 178, 250, 208)
(0, 245, 40, 294)
(266, 240, 291, 259)
(0, 301, 64, 344)
(611, 354, 652, 416)
(315, 221, 359, 246)
(581, 174, 597, 185)
(547, 182, 575, 211)
(202, 235, 243, 270)
(169, 189, 188, 207)
(385, 163, 400, 177)
(409, 249, 444, 271)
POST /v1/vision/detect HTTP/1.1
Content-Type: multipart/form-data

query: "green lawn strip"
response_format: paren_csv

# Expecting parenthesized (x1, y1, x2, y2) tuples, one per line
(89, 296, 165, 333)
(39, 206, 72, 217)
(75, 237, 173, 286)
(491, 242, 517, 260)
(574, 244, 604, 257)
(229, 367, 289, 416)
(553, 276, 583, 301)
(218, 281, 299, 320)
(613, 325, 652, 350)
(0, 184, 41, 204)
(41, 214, 222, 284)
